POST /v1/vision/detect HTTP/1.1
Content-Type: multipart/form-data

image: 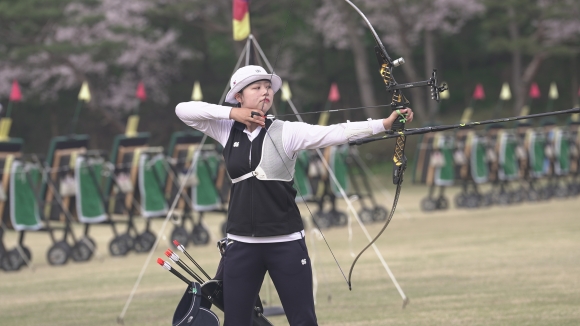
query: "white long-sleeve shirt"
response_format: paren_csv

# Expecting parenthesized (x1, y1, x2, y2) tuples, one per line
(175, 101, 387, 243)
(175, 101, 387, 157)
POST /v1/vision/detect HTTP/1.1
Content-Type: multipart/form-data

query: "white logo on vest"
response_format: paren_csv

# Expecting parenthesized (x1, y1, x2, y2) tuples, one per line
(301, 259, 306, 265)
(233, 142, 239, 147)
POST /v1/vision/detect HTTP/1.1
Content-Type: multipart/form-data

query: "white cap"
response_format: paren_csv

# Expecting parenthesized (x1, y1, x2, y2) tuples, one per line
(225, 65, 282, 104)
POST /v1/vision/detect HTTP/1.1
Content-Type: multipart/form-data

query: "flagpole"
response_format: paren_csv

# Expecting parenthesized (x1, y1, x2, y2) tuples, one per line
(1, 80, 22, 140)
(69, 101, 84, 135)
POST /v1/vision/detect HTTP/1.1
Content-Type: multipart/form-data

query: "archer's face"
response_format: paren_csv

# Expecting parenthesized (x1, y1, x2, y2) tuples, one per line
(236, 80, 273, 114)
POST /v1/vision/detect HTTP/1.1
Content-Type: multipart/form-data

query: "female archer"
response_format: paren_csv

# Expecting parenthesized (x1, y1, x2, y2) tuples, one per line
(175, 65, 413, 325)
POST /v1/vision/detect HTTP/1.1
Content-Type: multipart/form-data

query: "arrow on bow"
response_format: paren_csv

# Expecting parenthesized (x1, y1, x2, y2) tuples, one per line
(349, 107, 580, 145)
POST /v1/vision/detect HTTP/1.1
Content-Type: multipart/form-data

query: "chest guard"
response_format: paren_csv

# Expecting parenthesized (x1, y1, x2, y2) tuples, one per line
(231, 120, 296, 183)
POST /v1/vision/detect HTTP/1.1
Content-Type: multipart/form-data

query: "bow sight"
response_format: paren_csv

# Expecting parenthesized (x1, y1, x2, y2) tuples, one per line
(374, 49, 448, 107)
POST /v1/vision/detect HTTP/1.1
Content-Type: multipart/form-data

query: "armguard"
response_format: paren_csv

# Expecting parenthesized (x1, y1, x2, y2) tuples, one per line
(342, 120, 374, 141)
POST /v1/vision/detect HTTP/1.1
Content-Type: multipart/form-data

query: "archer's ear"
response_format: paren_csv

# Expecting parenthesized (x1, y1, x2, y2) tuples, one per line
(234, 92, 243, 104)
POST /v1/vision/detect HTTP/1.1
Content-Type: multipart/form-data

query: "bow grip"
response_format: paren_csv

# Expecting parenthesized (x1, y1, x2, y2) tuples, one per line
(391, 108, 407, 185)
(391, 109, 406, 132)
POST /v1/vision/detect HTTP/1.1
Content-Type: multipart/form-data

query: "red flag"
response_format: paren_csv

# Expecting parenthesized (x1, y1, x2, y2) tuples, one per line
(10, 80, 22, 102)
(328, 83, 340, 102)
(529, 82, 541, 99)
(472, 83, 485, 100)
(233, 0, 250, 41)
(136, 82, 147, 101)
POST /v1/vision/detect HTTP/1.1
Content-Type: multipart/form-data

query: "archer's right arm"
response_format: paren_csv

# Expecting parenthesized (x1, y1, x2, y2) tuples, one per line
(175, 101, 235, 146)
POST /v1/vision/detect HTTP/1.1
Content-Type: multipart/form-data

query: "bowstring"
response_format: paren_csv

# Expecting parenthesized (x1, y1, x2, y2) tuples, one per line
(254, 13, 350, 287)
(268, 104, 393, 119)
(347, 180, 402, 289)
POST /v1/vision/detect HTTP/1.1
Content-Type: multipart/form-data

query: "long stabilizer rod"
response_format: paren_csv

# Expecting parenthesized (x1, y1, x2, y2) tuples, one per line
(350, 107, 580, 146)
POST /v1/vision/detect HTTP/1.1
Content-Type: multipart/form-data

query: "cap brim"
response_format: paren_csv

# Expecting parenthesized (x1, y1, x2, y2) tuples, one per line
(225, 74, 282, 104)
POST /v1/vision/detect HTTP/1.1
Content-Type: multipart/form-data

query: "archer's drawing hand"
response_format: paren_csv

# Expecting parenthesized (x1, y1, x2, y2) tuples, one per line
(230, 107, 266, 130)
(383, 108, 413, 130)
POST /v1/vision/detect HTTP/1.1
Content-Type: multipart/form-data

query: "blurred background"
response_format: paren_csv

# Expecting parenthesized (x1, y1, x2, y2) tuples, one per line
(2, 1, 580, 325)
(1, 0, 579, 159)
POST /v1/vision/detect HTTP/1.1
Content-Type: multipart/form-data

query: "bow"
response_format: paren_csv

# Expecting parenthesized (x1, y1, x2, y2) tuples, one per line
(343, 0, 447, 290)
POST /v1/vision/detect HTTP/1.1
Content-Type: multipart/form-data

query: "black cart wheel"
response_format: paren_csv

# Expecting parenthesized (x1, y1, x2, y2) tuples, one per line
(420, 197, 437, 212)
(1, 251, 19, 271)
(567, 183, 578, 196)
(14, 245, 32, 269)
(497, 192, 511, 206)
(191, 224, 210, 246)
(480, 193, 494, 207)
(512, 190, 525, 203)
(109, 236, 130, 256)
(527, 189, 540, 202)
(85, 236, 97, 251)
(436, 196, 449, 210)
(358, 208, 375, 223)
(47, 241, 71, 266)
(312, 211, 332, 230)
(171, 226, 189, 248)
(454, 193, 466, 208)
(539, 187, 552, 200)
(3, 249, 23, 271)
(554, 185, 568, 198)
(372, 206, 389, 221)
(465, 194, 480, 208)
(120, 233, 134, 251)
(0, 253, 11, 271)
(71, 238, 94, 262)
(134, 231, 156, 253)
(331, 211, 348, 226)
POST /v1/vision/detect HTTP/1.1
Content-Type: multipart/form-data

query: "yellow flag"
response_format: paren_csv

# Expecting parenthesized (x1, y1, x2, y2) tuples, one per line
(317, 112, 330, 126)
(0, 118, 12, 141)
(78, 81, 91, 102)
(192, 81, 203, 101)
(548, 82, 558, 100)
(281, 81, 292, 102)
(499, 82, 511, 100)
(519, 105, 530, 116)
(125, 115, 139, 137)
(460, 107, 473, 124)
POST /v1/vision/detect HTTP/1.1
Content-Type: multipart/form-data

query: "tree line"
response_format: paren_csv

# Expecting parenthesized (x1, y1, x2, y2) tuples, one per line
(0, 0, 579, 155)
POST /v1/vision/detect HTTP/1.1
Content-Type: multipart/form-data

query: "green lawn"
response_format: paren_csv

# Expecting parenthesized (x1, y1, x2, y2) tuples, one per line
(1, 184, 579, 325)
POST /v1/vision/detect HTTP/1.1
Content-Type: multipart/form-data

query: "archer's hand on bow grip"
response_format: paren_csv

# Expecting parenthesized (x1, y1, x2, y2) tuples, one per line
(391, 108, 408, 185)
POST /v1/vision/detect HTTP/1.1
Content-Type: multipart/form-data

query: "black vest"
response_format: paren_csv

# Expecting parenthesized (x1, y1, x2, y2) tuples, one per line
(222, 120, 304, 236)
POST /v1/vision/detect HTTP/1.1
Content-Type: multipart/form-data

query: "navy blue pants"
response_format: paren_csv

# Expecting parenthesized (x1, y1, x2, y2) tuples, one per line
(222, 238, 318, 326)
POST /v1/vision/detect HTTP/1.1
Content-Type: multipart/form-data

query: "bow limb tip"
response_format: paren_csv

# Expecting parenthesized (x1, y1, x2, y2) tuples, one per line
(402, 297, 410, 309)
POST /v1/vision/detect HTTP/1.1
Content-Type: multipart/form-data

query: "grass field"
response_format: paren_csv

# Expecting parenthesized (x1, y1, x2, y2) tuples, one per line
(1, 183, 579, 326)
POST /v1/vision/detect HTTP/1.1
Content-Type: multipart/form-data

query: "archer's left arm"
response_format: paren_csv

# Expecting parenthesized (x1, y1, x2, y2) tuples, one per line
(281, 108, 413, 157)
